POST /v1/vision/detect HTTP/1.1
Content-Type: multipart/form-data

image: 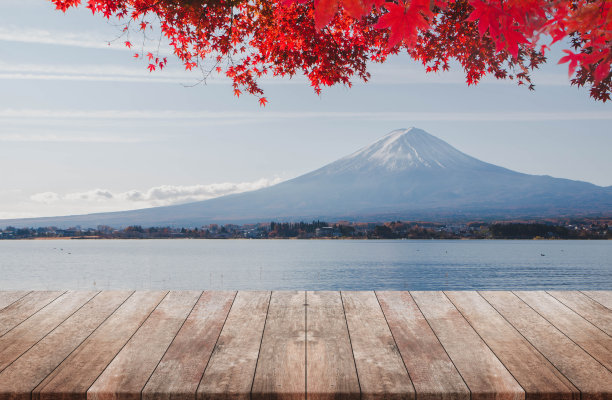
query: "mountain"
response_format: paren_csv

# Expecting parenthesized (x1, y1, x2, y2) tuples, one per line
(3, 128, 612, 228)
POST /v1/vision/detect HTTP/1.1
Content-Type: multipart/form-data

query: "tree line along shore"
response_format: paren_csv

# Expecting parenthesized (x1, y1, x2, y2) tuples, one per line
(1, 219, 610, 240)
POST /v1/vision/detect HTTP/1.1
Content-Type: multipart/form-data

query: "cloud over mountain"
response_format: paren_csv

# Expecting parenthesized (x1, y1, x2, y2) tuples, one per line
(29, 177, 283, 208)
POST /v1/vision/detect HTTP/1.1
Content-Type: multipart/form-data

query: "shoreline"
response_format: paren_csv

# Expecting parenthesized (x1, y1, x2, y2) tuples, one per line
(4, 236, 610, 241)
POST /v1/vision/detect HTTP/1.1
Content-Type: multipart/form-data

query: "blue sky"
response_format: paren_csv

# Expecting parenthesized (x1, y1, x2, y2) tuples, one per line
(1, 0, 611, 218)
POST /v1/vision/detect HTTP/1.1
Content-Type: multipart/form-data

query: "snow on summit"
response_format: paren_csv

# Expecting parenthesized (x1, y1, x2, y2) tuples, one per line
(318, 127, 483, 173)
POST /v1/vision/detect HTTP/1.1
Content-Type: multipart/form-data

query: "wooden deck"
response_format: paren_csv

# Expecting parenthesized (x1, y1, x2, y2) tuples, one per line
(0, 291, 611, 400)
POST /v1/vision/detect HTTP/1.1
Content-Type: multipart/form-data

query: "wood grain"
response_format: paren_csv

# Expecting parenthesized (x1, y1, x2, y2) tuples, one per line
(376, 291, 469, 400)
(514, 291, 612, 371)
(582, 291, 612, 310)
(411, 291, 524, 400)
(306, 291, 359, 400)
(0, 291, 132, 400)
(341, 291, 414, 400)
(0, 292, 30, 312)
(142, 291, 236, 400)
(445, 291, 578, 400)
(481, 291, 612, 400)
(197, 291, 270, 400)
(0, 290, 608, 400)
(0, 291, 65, 336)
(252, 291, 306, 400)
(34, 291, 167, 400)
(88, 291, 201, 400)
(0, 291, 97, 373)
(547, 291, 612, 336)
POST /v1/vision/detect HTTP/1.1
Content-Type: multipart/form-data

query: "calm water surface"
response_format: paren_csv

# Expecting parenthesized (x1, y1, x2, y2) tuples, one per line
(0, 239, 610, 290)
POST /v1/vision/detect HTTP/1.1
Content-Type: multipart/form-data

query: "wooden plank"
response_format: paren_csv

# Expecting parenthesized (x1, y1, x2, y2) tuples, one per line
(88, 291, 201, 400)
(445, 291, 578, 400)
(0, 291, 64, 336)
(0, 291, 133, 400)
(582, 291, 612, 310)
(481, 291, 612, 400)
(0, 291, 98, 373)
(0, 292, 30, 312)
(252, 291, 305, 400)
(306, 291, 359, 400)
(142, 291, 236, 400)
(547, 291, 612, 336)
(197, 291, 270, 400)
(376, 291, 470, 400)
(514, 291, 612, 371)
(341, 291, 414, 400)
(33, 291, 168, 400)
(411, 291, 524, 400)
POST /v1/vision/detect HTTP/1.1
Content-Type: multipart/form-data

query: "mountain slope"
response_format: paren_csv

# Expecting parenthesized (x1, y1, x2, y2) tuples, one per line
(3, 128, 612, 228)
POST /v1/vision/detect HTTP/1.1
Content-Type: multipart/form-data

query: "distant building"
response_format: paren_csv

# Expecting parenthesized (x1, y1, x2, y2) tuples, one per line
(315, 226, 338, 237)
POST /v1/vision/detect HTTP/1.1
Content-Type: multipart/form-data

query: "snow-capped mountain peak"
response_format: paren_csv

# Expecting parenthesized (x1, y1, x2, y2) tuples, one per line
(3, 127, 610, 229)
(316, 127, 482, 174)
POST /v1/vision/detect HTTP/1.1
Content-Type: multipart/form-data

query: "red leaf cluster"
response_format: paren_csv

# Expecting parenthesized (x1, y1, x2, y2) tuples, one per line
(50, 0, 612, 103)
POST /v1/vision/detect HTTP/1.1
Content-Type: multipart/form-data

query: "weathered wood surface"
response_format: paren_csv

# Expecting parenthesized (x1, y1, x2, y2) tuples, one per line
(342, 291, 414, 400)
(0, 291, 65, 336)
(0, 292, 97, 373)
(0, 292, 30, 312)
(481, 291, 612, 400)
(375, 291, 469, 400)
(445, 291, 578, 400)
(0, 291, 132, 400)
(582, 291, 612, 310)
(547, 291, 612, 336)
(0, 291, 610, 400)
(514, 291, 612, 372)
(143, 291, 236, 400)
(197, 291, 270, 400)
(306, 291, 359, 400)
(88, 291, 201, 400)
(34, 291, 167, 400)
(252, 291, 306, 400)
(411, 291, 524, 400)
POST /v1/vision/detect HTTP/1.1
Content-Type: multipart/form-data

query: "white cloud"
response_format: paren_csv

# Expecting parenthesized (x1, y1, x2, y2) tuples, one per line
(2, 108, 612, 123)
(29, 177, 283, 208)
(0, 60, 213, 85)
(0, 26, 130, 51)
(30, 192, 61, 204)
(122, 179, 283, 204)
(0, 59, 302, 85)
(0, 61, 568, 86)
(0, 133, 146, 143)
(64, 189, 114, 202)
(0, 212, 37, 219)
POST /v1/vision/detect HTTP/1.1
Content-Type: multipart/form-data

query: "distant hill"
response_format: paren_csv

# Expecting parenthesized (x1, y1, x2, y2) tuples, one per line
(3, 128, 612, 228)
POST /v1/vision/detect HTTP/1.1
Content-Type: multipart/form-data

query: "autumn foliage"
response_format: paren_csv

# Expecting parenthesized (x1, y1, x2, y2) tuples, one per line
(51, 0, 612, 103)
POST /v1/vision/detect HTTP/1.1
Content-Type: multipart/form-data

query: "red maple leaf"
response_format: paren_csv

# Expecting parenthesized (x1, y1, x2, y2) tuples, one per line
(314, 0, 340, 31)
(375, 0, 432, 49)
(558, 49, 581, 77)
(594, 60, 611, 82)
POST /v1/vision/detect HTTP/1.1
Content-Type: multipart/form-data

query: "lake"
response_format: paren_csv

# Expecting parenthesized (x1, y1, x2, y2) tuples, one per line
(0, 239, 610, 290)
